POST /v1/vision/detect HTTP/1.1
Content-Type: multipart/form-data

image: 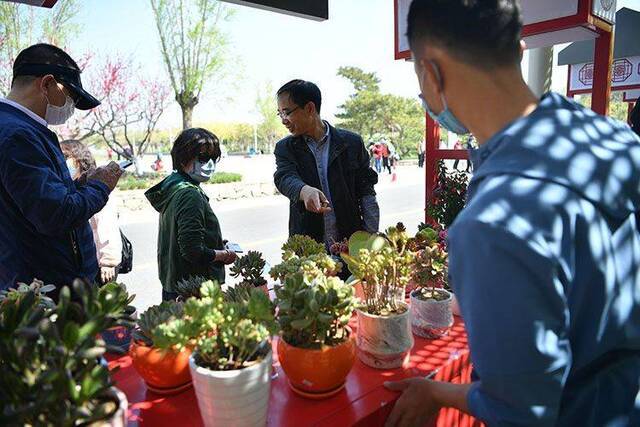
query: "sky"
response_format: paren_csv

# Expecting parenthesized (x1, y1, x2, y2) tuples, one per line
(50, 0, 640, 129)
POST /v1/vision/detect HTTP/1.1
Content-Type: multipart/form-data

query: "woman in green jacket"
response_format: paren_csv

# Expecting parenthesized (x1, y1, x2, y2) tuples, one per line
(145, 128, 237, 301)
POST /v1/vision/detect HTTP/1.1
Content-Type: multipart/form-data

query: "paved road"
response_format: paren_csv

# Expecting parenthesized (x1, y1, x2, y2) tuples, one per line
(118, 167, 426, 312)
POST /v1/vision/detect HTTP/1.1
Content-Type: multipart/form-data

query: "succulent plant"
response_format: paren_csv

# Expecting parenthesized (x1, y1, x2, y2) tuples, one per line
(132, 301, 185, 347)
(154, 281, 277, 371)
(230, 251, 267, 288)
(224, 282, 255, 304)
(341, 225, 414, 315)
(0, 279, 56, 309)
(0, 279, 134, 426)
(281, 234, 325, 259)
(275, 272, 356, 349)
(269, 252, 342, 283)
(175, 275, 209, 300)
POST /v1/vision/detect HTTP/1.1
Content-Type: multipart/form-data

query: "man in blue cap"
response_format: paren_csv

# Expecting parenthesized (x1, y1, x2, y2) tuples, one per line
(0, 43, 123, 293)
(384, 1, 640, 426)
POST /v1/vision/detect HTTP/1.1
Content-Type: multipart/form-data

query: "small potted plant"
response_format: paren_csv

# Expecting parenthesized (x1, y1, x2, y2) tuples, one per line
(100, 282, 137, 353)
(129, 300, 192, 394)
(155, 281, 277, 427)
(0, 279, 133, 426)
(275, 272, 356, 399)
(270, 235, 342, 283)
(409, 222, 461, 317)
(341, 224, 415, 369)
(230, 250, 269, 295)
(409, 240, 453, 339)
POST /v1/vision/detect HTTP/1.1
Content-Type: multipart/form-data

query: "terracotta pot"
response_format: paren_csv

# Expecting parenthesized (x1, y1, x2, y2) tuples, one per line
(410, 289, 454, 339)
(277, 331, 355, 398)
(355, 302, 413, 369)
(190, 350, 272, 427)
(129, 340, 192, 391)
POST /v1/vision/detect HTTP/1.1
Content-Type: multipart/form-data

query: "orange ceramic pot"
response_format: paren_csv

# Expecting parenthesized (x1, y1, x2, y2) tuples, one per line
(277, 331, 356, 398)
(129, 340, 192, 391)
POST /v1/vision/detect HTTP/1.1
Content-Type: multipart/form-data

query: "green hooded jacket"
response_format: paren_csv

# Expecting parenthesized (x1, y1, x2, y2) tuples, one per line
(145, 171, 225, 293)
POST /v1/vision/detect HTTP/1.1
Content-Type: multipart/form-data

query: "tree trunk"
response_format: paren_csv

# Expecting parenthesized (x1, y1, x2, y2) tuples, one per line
(181, 104, 194, 130)
(133, 156, 143, 177)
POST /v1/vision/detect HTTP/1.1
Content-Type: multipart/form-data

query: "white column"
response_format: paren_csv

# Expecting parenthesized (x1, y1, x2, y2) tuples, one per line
(527, 46, 554, 98)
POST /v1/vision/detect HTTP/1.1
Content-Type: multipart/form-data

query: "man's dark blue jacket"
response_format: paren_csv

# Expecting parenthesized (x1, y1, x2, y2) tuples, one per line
(0, 102, 109, 290)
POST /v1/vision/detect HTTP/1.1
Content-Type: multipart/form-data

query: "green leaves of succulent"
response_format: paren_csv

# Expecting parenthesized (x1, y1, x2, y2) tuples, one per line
(281, 234, 326, 258)
(342, 226, 414, 315)
(275, 273, 356, 349)
(0, 279, 134, 426)
(230, 251, 267, 288)
(132, 300, 184, 347)
(156, 281, 276, 371)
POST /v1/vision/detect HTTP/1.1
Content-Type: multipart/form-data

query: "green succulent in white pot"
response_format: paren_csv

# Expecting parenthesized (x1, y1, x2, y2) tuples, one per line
(341, 223, 415, 369)
(154, 280, 277, 427)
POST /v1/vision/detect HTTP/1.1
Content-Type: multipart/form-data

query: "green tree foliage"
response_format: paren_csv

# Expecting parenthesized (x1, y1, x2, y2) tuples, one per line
(255, 81, 287, 152)
(150, 0, 232, 129)
(576, 92, 631, 122)
(336, 66, 424, 158)
(0, 0, 80, 94)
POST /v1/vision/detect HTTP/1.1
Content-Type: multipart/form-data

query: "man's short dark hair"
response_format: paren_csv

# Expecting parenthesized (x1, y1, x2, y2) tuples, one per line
(12, 43, 80, 87)
(171, 128, 221, 170)
(277, 79, 322, 114)
(407, 0, 522, 69)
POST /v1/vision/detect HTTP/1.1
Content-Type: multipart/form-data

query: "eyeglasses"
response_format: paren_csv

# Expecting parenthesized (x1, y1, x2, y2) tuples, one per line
(276, 106, 300, 119)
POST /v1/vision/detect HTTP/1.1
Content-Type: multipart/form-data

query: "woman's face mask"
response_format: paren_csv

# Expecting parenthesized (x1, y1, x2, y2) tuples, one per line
(188, 158, 216, 183)
(66, 159, 78, 179)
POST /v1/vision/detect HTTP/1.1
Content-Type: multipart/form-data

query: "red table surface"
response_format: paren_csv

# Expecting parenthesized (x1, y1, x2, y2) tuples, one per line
(108, 317, 484, 427)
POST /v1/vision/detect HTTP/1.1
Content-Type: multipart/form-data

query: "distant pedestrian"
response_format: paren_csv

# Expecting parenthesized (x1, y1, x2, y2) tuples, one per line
(381, 142, 392, 174)
(373, 142, 383, 173)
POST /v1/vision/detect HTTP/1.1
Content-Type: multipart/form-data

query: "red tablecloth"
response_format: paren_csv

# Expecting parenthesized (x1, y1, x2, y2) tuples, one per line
(108, 317, 483, 427)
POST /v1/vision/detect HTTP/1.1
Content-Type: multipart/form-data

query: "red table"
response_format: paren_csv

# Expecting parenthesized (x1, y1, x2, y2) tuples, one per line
(108, 317, 483, 427)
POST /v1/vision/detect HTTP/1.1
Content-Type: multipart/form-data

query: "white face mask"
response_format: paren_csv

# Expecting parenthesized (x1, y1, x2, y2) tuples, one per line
(188, 159, 216, 183)
(66, 159, 77, 179)
(45, 94, 75, 126)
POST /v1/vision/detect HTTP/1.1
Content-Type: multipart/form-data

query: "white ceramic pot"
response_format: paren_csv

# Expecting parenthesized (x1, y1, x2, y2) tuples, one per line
(91, 387, 128, 427)
(410, 289, 454, 339)
(450, 292, 462, 317)
(189, 350, 272, 427)
(355, 302, 413, 369)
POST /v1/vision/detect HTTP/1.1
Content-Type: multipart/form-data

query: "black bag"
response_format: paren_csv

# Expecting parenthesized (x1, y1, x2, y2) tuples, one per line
(118, 229, 133, 274)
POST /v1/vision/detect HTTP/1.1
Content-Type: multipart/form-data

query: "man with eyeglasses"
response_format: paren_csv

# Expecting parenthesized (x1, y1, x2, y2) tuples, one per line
(0, 43, 123, 294)
(274, 79, 379, 252)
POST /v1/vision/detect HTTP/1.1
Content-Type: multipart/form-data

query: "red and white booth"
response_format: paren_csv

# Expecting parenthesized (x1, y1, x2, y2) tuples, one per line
(558, 7, 640, 121)
(394, 0, 618, 212)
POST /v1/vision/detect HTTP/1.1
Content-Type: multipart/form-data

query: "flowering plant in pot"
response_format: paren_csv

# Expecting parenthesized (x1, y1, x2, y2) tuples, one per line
(129, 300, 192, 394)
(409, 238, 453, 339)
(269, 234, 342, 283)
(340, 224, 415, 369)
(0, 279, 133, 426)
(230, 250, 269, 294)
(275, 272, 356, 399)
(155, 280, 277, 427)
